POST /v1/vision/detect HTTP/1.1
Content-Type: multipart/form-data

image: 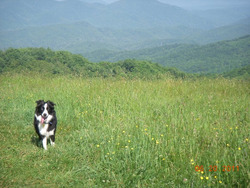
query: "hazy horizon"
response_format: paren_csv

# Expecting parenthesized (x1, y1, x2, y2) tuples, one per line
(102, 0, 250, 10)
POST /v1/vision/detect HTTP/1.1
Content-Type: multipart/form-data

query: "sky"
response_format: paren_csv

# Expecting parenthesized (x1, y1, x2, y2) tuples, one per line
(160, 0, 250, 10)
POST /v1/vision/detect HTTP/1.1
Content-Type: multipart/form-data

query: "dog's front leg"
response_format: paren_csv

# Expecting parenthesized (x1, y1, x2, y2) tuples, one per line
(50, 136, 55, 147)
(42, 137, 47, 150)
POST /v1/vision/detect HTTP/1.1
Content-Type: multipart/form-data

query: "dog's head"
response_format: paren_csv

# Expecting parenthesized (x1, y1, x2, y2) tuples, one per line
(35, 100, 56, 123)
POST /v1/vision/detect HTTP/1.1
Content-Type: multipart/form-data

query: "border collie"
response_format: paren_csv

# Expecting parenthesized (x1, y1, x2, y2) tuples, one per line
(34, 100, 57, 150)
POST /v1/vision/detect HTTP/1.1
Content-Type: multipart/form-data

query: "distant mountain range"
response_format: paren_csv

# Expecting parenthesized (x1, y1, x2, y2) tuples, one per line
(0, 0, 250, 74)
(1, 17, 249, 53)
(0, 0, 213, 30)
(0, 0, 100, 30)
(91, 0, 213, 29)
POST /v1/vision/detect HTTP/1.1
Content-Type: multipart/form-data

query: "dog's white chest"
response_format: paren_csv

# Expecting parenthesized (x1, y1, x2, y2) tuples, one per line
(38, 123, 55, 138)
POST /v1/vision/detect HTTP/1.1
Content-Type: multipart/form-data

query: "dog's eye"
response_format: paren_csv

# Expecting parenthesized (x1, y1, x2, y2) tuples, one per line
(41, 107, 44, 111)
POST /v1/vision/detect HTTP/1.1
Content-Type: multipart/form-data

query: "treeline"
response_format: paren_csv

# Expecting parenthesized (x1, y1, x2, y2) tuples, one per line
(222, 65, 250, 80)
(0, 48, 188, 79)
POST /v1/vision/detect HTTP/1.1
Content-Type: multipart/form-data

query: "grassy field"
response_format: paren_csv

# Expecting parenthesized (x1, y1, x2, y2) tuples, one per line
(0, 74, 249, 187)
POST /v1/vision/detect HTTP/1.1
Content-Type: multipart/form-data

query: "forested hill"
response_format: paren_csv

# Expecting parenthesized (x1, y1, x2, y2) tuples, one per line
(86, 35, 250, 74)
(0, 48, 249, 79)
(0, 48, 187, 79)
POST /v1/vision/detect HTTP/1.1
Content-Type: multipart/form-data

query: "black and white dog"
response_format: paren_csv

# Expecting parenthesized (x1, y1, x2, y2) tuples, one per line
(34, 100, 57, 150)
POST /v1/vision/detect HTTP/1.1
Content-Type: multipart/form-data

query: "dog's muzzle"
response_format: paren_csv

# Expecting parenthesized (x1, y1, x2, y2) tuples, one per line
(41, 114, 48, 124)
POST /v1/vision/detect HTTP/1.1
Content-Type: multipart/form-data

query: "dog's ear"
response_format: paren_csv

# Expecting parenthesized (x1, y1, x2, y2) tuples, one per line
(47, 101, 56, 107)
(36, 100, 44, 106)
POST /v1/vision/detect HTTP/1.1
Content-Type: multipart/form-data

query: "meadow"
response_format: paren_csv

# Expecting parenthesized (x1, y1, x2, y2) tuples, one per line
(0, 74, 249, 187)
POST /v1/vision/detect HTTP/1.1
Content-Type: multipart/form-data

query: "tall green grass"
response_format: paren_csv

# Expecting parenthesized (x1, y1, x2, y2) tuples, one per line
(0, 74, 249, 187)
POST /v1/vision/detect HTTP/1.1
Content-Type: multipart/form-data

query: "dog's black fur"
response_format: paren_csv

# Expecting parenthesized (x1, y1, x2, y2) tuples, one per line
(34, 100, 57, 150)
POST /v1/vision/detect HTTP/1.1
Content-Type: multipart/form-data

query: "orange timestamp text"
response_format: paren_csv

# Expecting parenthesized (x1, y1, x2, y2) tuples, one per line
(195, 165, 239, 172)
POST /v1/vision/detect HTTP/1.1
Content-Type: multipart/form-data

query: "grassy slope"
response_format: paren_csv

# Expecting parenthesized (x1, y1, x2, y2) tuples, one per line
(0, 74, 249, 187)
